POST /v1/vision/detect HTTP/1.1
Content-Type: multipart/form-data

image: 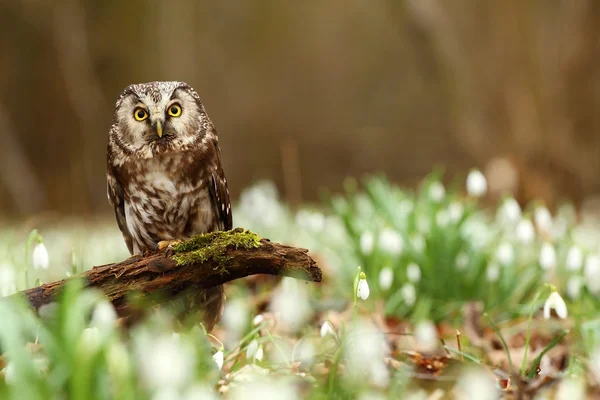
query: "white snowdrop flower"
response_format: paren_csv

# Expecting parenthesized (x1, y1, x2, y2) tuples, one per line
(566, 246, 583, 271)
(357, 274, 370, 300)
(539, 242, 557, 270)
(213, 350, 224, 370)
(136, 332, 195, 391)
(486, 263, 500, 282)
(253, 314, 264, 326)
(107, 341, 130, 378)
(406, 263, 421, 283)
(91, 301, 117, 331)
(360, 231, 374, 255)
(246, 339, 259, 360)
(448, 202, 464, 223)
(534, 206, 553, 234)
(455, 367, 498, 400)
(230, 378, 299, 400)
(495, 242, 514, 266)
(566, 276, 583, 300)
(516, 218, 535, 244)
(466, 169, 487, 197)
(80, 327, 101, 352)
(254, 346, 264, 362)
(3, 362, 15, 384)
(428, 181, 445, 202)
(270, 278, 313, 331)
(378, 228, 403, 255)
(497, 198, 521, 225)
(410, 234, 425, 253)
(435, 209, 450, 227)
(584, 254, 600, 294)
(183, 384, 218, 400)
(401, 283, 416, 307)
(378, 267, 394, 291)
(222, 298, 249, 337)
(293, 339, 314, 366)
(0, 264, 17, 297)
(556, 377, 585, 400)
(543, 291, 568, 319)
(398, 199, 414, 217)
(32, 242, 49, 270)
(455, 252, 469, 271)
(320, 321, 336, 338)
(295, 210, 325, 232)
(344, 320, 389, 387)
(589, 347, 600, 384)
(416, 215, 431, 235)
(414, 320, 437, 352)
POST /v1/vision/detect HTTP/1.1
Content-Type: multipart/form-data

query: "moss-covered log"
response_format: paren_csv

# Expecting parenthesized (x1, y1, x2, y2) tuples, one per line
(14, 229, 322, 313)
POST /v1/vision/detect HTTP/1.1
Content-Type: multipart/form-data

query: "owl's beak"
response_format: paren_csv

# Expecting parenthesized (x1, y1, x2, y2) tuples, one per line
(155, 120, 163, 138)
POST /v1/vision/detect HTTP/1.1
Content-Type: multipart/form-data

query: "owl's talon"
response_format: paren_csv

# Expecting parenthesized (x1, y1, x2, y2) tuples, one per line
(157, 240, 182, 257)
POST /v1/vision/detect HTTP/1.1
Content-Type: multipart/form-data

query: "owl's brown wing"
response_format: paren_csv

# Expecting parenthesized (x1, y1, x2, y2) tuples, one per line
(209, 170, 232, 231)
(107, 173, 134, 254)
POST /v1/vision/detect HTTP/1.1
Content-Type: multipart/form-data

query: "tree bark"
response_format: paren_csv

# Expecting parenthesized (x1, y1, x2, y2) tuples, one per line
(13, 232, 321, 314)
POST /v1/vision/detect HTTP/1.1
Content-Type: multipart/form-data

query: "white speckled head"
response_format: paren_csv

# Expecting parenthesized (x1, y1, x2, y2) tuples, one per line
(109, 81, 213, 158)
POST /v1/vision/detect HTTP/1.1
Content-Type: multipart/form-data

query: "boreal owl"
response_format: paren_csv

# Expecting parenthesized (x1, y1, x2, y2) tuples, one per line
(106, 81, 231, 331)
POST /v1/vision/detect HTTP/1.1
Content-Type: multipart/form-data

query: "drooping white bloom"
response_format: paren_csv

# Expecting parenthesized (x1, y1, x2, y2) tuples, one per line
(406, 263, 421, 283)
(584, 254, 600, 294)
(357, 275, 370, 300)
(213, 350, 224, 370)
(253, 314, 265, 326)
(254, 347, 264, 362)
(378, 267, 393, 291)
(515, 219, 535, 244)
(295, 209, 325, 232)
(435, 209, 450, 227)
(495, 242, 514, 266)
(344, 320, 390, 388)
(246, 339, 259, 359)
(455, 252, 469, 271)
(539, 242, 557, 270)
(534, 206, 553, 234)
(414, 320, 437, 352)
(455, 367, 498, 400)
(566, 246, 583, 271)
(466, 169, 487, 197)
(270, 278, 313, 331)
(428, 181, 445, 202)
(320, 321, 336, 338)
(360, 231, 374, 255)
(400, 283, 416, 307)
(136, 332, 195, 390)
(497, 198, 521, 225)
(0, 264, 17, 297)
(107, 341, 131, 378)
(378, 228, 403, 255)
(486, 263, 500, 282)
(543, 291, 568, 319)
(80, 327, 101, 352)
(566, 276, 583, 300)
(32, 242, 49, 270)
(448, 202, 464, 223)
(222, 298, 249, 337)
(555, 377, 585, 400)
(91, 300, 117, 331)
(410, 235, 425, 253)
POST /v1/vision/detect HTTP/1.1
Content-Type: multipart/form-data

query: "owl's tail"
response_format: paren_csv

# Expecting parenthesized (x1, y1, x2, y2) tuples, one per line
(188, 285, 225, 332)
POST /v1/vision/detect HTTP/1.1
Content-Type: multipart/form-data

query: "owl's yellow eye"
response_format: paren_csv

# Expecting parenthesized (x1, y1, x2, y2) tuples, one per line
(168, 104, 182, 117)
(133, 108, 148, 121)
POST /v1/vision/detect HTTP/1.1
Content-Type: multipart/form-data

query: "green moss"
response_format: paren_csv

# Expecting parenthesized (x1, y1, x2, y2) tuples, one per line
(171, 228, 262, 269)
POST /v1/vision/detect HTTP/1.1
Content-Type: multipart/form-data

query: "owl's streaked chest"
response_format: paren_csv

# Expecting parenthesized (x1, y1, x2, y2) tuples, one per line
(120, 152, 214, 251)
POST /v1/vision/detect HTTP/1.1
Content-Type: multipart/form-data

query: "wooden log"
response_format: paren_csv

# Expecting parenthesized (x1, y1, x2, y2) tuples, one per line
(13, 229, 322, 313)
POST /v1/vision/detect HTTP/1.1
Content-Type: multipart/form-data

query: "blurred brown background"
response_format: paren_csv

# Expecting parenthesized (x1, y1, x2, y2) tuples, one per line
(0, 0, 599, 218)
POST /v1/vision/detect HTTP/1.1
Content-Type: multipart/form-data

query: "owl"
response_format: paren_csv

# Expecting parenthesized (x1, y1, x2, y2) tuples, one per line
(106, 81, 232, 331)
